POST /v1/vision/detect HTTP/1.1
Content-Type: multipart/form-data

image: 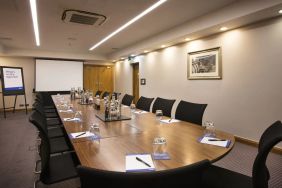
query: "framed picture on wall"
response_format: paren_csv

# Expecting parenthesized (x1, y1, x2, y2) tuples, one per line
(187, 47, 222, 80)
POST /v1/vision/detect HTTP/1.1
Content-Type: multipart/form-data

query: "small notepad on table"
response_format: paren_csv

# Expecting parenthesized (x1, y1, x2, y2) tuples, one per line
(59, 109, 73, 113)
(160, 119, 180, 124)
(63, 117, 82, 122)
(69, 131, 100, 140)
(199, 136, 231, 148)
(69, 131, 93, 138)
(126, 154, 155, 172)
(134, 111, 148, 114)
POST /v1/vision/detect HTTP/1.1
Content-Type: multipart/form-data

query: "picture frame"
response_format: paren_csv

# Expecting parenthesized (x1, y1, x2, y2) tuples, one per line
(187, 47, 222, 80)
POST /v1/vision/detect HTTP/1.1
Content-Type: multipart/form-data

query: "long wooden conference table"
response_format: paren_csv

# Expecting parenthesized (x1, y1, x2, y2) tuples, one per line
(52, 95, 235, 172)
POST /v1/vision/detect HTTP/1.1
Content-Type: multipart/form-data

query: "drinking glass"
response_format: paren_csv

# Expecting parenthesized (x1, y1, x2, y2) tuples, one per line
(89, 123, 100, 142)
(204, 121, 216, 137)
(155, 110, 163, 121)
(74, 111, 82, 121)
(70, 87, 75, 100)
(152, 137, 167, 155)
(130, 104, 136, 112)
(77, 87, 82, 95)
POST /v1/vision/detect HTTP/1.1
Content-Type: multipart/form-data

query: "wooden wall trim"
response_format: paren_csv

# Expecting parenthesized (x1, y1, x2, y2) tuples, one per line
(235, 136, 282, 155)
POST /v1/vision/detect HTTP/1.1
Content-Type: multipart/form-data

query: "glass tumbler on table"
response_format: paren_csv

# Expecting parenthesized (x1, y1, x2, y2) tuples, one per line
(74, 111, 82, 121)
(152, 137, 167, 156)
(130, 103, 136, 114)
(155, 110, 163, 121)
(89, 123, 100, 142)
(204, 121, 216, 137)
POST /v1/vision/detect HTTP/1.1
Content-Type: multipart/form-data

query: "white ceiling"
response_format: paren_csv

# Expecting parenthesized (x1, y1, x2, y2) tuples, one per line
(0, 0, 281, 61)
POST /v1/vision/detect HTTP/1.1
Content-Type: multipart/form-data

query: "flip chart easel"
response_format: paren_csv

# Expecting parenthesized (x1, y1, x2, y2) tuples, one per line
(0, 66, 27, 118)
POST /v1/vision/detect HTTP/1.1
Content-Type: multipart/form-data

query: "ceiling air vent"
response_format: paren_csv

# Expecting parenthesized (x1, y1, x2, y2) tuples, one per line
(62, 9, 106, 26)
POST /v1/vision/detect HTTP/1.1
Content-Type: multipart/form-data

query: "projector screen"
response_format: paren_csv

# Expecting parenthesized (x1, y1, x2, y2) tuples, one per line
(35, 59, 83, 91)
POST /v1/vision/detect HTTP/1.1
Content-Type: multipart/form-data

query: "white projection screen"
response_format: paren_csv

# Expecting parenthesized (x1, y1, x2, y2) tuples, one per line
(35, 59, 83, 91)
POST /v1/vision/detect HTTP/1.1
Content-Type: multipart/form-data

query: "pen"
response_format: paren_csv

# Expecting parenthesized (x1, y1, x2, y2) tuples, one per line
(208, 139, 226, 141)
(75, 132, 86, 138)
(136, 157, 151, 167)
(168, 119, 172, 122)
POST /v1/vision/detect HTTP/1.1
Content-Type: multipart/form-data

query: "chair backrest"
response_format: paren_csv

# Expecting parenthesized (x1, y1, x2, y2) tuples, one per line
(121, 94, 134, 106)
(101, 91, 110, 99)
(95, 90, 102, 97)
(175, 100, 207, 125)
(33, 102, 47, 117)
(136, 96, 154, 112)
(252, 120, 282, 188)
(29, 110, 48, 135)
(77, 160, 211, 188)
(112, 92, 121, 100)
(152, 97, 176, 117)
(35, 92, 44, 103)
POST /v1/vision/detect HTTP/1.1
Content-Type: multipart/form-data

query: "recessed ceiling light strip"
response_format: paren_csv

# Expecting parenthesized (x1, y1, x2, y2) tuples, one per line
(89, 0, 167, 51)
(30, 0, 40, 46)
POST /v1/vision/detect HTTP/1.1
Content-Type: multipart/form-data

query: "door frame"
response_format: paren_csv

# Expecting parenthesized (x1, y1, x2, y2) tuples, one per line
(132, 62, 139, 104)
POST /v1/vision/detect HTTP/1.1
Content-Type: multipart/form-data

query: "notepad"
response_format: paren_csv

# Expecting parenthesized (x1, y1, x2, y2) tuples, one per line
(63, 117, 82, 122)
(199, 136, 231, 148)
(134, 111, 148, 114)
(69, 131, 100, 140)
(59, 109, 73, 113)
(160, 119, 180, 124)
(69, 131, 93, 138)
(126, 154, 155, 172)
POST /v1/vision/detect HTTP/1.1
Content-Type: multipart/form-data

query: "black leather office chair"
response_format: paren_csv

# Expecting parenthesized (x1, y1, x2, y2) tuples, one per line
(29, 111, 71, 154)
(77, 160, 211, 188)
(32, 102, 62, 127)
(136, 96, 154, 112)
(101, 91, 110, 99)
(33, 102, 58, 119)
(112, 92, 121, 100)
(95, 90, 102, 97)
(152, 97, 176, 117)
(201, 120, 282, 188)
(175, 100, 207, 125)
(121, 94, 134, 106)
(34, 123, 79, 188)
(35, 92, 55, 110)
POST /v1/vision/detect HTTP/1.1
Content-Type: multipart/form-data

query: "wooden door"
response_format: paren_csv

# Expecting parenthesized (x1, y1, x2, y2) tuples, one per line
(98, 66, 113, 93)
(132, 63, 139, 104)
(83, 65, 99, 93)
(83, 65, 113, 94)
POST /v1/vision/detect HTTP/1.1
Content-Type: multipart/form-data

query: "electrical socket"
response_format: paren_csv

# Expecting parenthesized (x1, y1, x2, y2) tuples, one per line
(19, 104, 29, 107)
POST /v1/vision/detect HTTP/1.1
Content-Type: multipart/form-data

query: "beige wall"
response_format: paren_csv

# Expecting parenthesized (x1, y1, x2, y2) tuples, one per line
(0, 57, 35, 110)
(114, 17, 282, 144)
(114, 60, 133, 96)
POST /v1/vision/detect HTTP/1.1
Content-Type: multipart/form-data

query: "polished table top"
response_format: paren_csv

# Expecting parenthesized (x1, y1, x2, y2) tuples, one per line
(52, 95, 235, 172)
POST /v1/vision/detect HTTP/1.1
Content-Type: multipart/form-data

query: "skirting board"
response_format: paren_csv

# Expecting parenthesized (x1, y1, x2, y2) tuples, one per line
(0, 108, 32, 112)
(235, 136, 282, 155)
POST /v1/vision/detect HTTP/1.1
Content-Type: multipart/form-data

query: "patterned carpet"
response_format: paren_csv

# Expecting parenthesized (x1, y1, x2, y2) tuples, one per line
(0, 111, 281, 188)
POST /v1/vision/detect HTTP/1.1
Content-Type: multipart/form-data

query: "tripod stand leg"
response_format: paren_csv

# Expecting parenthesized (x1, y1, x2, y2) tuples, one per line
(13, 95, 17, 113)
(2, 95, 6, 118)
(24, 94, 28, 114)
